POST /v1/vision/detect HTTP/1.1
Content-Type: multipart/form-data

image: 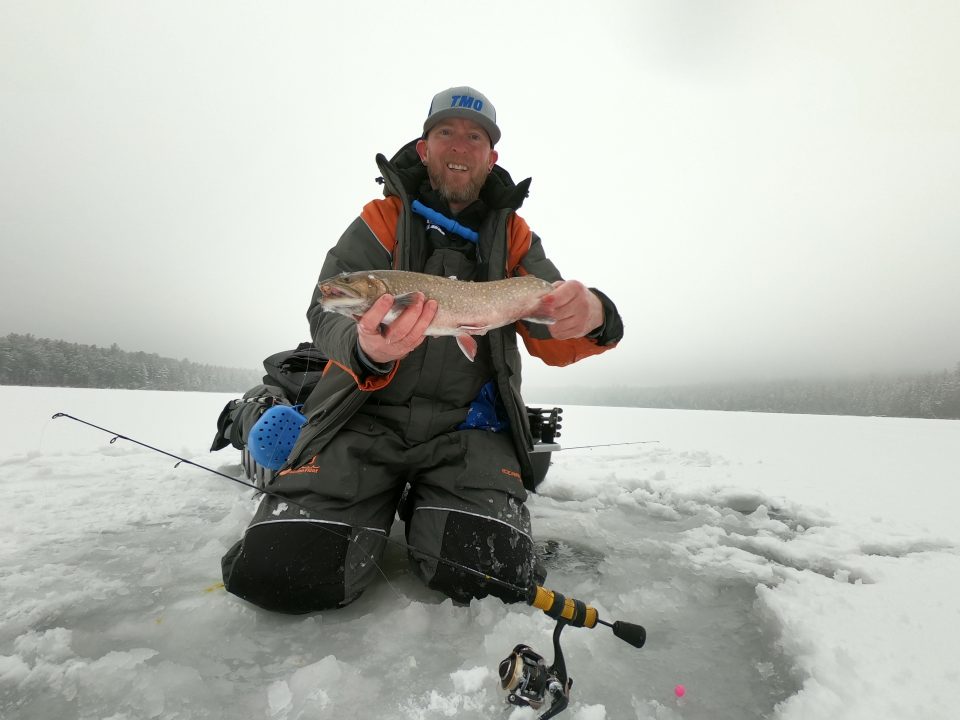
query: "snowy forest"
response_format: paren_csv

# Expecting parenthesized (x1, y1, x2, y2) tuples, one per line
(538, 365, 960, 420)
(3, 333, 960, 420)
(0, 334, 261, 393)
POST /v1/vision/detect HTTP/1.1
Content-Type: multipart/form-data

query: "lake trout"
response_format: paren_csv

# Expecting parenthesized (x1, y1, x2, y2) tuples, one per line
(317, 269, 556, 361)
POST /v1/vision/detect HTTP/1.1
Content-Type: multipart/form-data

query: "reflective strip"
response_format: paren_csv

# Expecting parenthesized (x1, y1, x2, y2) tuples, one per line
(414, 506, 531, 541)
(245, 518, 387, 536)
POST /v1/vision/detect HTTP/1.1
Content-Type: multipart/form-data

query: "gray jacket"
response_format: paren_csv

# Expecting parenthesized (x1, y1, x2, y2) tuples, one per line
(284, 141, 622, 488)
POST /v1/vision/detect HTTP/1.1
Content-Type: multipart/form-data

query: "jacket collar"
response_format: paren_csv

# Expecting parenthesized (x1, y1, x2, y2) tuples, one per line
(375, 139, 532, 213)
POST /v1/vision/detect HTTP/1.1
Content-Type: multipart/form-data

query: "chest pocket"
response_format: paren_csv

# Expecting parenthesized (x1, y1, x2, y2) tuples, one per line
(423, 249, 475, 281)
(422, 219, 479, 280)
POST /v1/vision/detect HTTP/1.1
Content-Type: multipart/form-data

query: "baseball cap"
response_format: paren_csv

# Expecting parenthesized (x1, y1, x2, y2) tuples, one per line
(422, 86, 501, 146)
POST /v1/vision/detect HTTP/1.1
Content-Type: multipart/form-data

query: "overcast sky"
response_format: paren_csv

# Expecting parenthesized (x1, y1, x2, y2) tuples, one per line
(2, 1, 958, 389)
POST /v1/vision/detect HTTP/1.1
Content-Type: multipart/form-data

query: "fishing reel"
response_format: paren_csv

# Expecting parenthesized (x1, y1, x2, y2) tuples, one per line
(498, 622, 573, 719)
(51, 412, 646, 720)
(497, 587, 647, 718)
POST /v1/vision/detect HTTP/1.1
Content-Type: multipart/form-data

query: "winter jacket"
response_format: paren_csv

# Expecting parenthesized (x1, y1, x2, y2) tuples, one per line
(284, 140, 623, 488)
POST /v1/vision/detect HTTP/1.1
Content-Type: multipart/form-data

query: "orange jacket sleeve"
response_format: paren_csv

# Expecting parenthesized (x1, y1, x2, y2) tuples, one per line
(506, 214, 620, 367)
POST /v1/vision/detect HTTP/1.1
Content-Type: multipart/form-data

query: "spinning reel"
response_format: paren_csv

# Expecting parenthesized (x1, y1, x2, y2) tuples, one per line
(499, 621, 573, 719)
(498, 587, 647, 718)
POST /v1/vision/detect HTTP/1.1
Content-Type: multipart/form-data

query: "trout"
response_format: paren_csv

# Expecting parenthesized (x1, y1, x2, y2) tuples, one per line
(317, 269, 556, 361)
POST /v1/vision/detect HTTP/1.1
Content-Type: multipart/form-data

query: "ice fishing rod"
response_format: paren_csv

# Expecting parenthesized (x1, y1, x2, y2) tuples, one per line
(51, 411, 645, 635)
(526, 407, 658, 452)
(558, 440, 659, 451)
(52, 411, 646, 717)
(51, 413, 263, 490)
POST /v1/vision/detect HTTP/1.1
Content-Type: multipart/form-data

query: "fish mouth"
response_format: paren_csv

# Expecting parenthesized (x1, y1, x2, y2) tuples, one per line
(319, 284, 365, 312)
(319, 284, 357, 299)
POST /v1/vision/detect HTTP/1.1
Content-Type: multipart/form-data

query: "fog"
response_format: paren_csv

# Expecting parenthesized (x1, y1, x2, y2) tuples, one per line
(2, 1, 958, 389)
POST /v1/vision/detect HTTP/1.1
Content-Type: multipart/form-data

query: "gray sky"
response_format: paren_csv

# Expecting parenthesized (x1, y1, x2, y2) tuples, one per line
(2, 1, 959, 389)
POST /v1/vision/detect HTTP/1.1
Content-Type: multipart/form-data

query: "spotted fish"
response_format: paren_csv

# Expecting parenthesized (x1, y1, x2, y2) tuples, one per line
(317, 269, 555, 361)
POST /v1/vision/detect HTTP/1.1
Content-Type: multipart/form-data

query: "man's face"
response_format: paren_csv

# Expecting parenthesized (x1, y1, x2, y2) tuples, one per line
(416, 118, 498, 212)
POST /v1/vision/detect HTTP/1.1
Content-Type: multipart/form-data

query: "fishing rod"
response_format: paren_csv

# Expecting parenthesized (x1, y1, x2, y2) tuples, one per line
(526, 406, 658, 452)
(52, 411, 647, 718)
(558, 440, 659, 451)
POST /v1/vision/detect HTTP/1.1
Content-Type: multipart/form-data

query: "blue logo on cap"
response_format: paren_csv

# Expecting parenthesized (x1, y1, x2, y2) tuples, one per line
(451, 95, 484, 112)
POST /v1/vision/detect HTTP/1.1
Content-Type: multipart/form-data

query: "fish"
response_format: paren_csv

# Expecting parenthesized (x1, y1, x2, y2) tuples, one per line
(317, 269, 556, 361)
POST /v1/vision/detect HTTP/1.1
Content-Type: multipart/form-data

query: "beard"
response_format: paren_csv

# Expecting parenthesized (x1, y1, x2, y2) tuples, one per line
(426, 160, 489, 208)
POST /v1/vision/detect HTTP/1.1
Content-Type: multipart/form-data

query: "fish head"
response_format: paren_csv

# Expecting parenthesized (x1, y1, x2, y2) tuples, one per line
(317, 272, 388, 319)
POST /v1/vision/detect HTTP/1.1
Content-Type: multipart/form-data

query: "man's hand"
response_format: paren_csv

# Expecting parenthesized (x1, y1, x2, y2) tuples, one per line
(538, 280, 604, 340)
(356, 292, 439, 364)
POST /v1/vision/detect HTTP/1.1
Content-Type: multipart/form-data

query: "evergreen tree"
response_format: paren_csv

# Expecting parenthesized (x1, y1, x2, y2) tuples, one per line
(0, 334, 261, 393)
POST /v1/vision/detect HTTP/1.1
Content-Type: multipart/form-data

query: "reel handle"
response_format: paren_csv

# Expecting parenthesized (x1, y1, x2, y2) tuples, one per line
(612, 620, 646, 648)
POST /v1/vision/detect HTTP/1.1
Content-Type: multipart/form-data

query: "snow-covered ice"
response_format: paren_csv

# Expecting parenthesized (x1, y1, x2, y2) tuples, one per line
(1, 386, 958, 719)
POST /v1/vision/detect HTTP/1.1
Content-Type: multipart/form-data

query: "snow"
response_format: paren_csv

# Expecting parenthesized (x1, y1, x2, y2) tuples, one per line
(1, 386, 958, 719)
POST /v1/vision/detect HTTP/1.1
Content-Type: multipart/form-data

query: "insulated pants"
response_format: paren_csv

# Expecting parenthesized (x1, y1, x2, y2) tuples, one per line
(221, 415, 535, 614)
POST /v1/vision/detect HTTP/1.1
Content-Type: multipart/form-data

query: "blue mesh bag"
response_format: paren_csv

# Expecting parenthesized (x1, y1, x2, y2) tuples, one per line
(457, 380, 508, 432)
(247, 404, 306, 471)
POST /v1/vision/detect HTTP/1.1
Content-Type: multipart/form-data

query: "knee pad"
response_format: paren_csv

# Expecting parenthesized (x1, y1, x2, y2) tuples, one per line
(222, 522, 356, 614)
(424, 511, 535, 604)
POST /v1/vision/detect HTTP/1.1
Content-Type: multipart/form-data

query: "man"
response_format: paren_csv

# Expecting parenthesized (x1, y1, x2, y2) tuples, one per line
(222, 86, 623, 614)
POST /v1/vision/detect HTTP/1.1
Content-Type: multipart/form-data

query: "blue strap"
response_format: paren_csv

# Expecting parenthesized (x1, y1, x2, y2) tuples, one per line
(411, 200, 480, 244)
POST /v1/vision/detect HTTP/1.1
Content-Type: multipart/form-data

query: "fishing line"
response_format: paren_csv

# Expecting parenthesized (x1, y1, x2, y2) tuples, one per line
(558, 440, 659, 451)
(51, 410, 647, 720)
(50, 412, 647, 640)
(51, 412, 416, 603)
(52, 412, 656, 605)
(51, 412, 532, 600)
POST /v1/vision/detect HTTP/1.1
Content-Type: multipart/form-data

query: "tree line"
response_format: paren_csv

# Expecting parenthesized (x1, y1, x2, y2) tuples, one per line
(0, 334, 262, 393)
(4, 333, 959, 420)
(536, 363, 960, 420)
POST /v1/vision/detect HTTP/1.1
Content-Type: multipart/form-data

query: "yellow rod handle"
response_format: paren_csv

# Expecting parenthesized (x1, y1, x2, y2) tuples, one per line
(530, 586, 599, 629)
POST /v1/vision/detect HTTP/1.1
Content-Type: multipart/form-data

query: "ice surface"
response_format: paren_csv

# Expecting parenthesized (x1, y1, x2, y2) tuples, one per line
(1, 387, 959, 719)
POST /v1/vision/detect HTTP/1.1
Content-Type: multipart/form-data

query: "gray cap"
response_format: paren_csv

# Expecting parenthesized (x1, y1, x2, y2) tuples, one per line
(422, 86, 501, 146)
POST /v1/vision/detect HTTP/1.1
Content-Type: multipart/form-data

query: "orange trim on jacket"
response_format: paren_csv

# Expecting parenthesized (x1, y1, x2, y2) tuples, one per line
(362, 198, 533, 275)
(506, 214, 532, 273)
(324, 358, 399, 391)
(360, 197, 402, 256)
(356, 197, 613, 371)
(507, 214, 616, 365)
(515, 323, 615, 367)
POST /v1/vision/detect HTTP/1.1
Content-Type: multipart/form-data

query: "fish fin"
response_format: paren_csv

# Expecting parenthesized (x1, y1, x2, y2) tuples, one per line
(456, 335, 477, 362)
(391, 292, 417, 309)
(380, 293, 418, 324)
(520, 314, 556, 325)
(457, 324, 491, 334)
